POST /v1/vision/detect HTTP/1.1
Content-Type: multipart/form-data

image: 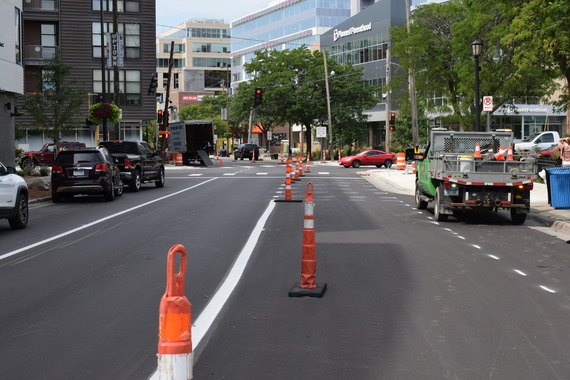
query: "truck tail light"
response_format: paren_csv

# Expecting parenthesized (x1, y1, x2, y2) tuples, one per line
(52, 165, 63, 174)
(442, 181, 451, 189)
(123, 158, 132, 169)
(95, 163, 108, 173)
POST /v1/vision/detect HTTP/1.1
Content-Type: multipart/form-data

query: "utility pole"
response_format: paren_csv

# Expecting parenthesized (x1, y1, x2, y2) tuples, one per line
(405, 0, 419, 149)
(161, 41, 174, 152)
(323, 50, 333, 159)
(99, 0, 107, 142)
(112, 0, 120, 139)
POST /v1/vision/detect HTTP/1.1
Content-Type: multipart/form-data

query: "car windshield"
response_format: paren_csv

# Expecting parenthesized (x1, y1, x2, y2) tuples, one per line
(101, 142, 139, 154)
(356, 152, 366, 156)
(56, 152, 101, 164)
(522, 133, 541, 142)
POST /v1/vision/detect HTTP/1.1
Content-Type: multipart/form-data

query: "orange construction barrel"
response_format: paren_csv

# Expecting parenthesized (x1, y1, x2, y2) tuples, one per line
(396, 152, 406, 170)
(175, 153, 183, 166)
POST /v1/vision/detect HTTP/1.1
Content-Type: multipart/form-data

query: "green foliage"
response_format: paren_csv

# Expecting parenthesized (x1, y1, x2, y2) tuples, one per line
(389, 0, 560, 132)
(88, 102, 120, 124)
(178, 94, 229, 137)
(23, 52, 86, 142)
(15, 147, 24, 161)
(229, 47, 379, 153)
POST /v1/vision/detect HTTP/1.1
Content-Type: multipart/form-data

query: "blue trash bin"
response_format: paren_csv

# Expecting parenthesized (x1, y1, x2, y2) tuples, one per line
(546, 167, 570, 209)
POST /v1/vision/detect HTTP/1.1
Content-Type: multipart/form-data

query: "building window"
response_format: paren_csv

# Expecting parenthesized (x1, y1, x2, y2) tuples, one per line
(192, 43, 230, 53)
(163, 43, 185, 53)
(15, 7, 22, 64)
(93, 69, 141, 106)
(92, 0, 140, 12)
(173, 73, 179, 89)
(192, 57, 231, 68)
(157, 58, 185, 68)
(92, 22, 140, 59)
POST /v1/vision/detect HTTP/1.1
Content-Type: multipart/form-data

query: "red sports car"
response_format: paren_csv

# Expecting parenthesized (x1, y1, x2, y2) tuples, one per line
(339, 150, 396, 168)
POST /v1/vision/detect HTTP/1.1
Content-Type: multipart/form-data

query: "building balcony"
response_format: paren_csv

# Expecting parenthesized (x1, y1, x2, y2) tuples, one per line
(24, 45, 58, 64)
(22, 0, 58, 12)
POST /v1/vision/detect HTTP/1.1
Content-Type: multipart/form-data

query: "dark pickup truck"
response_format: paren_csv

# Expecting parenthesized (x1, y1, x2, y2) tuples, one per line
(99, 141, 165, 191)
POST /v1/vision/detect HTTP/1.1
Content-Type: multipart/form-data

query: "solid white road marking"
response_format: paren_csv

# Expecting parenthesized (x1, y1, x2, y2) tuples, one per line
(539, 285, 557, 294)
(0, 179, 218, 261)
(514, 269, 527, 276)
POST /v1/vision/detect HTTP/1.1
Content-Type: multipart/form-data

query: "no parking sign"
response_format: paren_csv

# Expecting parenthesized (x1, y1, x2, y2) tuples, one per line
(483, 96, 493, 112)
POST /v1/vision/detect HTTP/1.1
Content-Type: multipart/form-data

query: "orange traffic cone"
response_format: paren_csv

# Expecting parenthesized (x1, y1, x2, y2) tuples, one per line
(474, 142, 482, 158)
(289, 182, 327, 297)
(494, 145, 506, 161)
(305, 152, 311, 173)
(220, 159, 224, 166)
(507, 145, 514, 161)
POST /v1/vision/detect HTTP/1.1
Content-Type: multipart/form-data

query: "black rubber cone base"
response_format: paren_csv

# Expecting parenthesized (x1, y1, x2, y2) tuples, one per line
(274, 199, 303, 203)
(288, 283, 327, 298)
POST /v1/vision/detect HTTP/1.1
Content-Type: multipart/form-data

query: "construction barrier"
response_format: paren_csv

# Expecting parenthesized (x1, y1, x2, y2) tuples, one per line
(411, 161, 416, 174)
(396, 152, 406, 170)
(289, 182, 327, 297)
(175, 153, 183, 166)
(157, 244, 193, 380)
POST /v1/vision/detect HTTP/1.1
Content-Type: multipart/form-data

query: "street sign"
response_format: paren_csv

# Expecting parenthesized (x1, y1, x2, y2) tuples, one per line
(316, 127, 327, 138)
(483, 96, 493, 112)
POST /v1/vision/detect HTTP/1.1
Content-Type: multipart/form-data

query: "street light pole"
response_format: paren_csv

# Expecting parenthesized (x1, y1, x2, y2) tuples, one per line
(471, 40, 483, 132)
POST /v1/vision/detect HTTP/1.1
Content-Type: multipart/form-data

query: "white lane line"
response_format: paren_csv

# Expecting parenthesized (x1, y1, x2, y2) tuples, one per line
(487, 254, 500, 260)
(318, 172, 330, 175)
(188, 174, 203, 177)
(539, 285, 557, 294)
(0, 178, 218, 261)
(191, 200, 275, 348)
(513, 269, 527, 276)
(256, 173, 268, 176)
(223, 173, 237, 176)
(471, 244, 482, 250)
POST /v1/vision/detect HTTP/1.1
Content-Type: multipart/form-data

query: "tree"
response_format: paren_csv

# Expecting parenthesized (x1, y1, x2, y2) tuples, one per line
(178, 94, 229, 137)
(23, 53, 86, 142)
(503, 0, 570, 132)
(231, 47, 378, 155)
(389, 0, 557, 134)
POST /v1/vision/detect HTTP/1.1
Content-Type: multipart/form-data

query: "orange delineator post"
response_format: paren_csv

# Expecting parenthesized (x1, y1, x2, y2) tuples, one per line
(305, 152, 311, 173)
(157, 244, 193, 380)
(285, 162, 292, 201)
(298, 156, 304, 177)
(289, 182, 327, 297)
(294, 159, 300, 181)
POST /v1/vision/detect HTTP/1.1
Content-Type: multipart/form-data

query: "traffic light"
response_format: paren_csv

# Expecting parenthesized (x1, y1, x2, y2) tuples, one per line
(157, 109, 163, 124)
(389, 112, 396, 131)
(148, 73, 158, 95)
(254, 88, 263, 105)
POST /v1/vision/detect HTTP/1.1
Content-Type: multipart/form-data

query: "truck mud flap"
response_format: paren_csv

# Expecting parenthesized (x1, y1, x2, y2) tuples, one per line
(197, 150, 214, 167)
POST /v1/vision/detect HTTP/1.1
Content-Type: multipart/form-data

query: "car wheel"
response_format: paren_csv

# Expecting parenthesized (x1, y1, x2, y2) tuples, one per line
(434, 186, 448, 221)
(8, 193, 29, 229)
(52, 193, 64, 203)
(415, 181, 428, 210)
(129, 170, 141, 192)
(21, 159, 35, 169)
(155, 167, 165, 188)
(104, 182, 115, 201)
(115, 179, 124, 197)
(352, 160, 361, 168)
(384, 159, 393, 169)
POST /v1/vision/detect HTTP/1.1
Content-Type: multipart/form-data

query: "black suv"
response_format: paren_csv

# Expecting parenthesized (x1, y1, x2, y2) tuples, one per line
(51, 147, 124, 202)
(234, 144, 260, 160)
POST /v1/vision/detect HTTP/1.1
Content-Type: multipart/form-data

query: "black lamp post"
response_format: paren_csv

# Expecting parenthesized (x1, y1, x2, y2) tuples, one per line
(471, 40, 483, 132)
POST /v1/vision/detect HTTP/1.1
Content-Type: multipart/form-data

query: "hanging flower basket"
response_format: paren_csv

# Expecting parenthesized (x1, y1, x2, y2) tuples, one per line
(88, 102, 121, 124)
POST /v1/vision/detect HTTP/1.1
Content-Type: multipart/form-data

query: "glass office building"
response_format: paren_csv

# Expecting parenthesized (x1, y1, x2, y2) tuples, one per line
(230, 0, 375, 89)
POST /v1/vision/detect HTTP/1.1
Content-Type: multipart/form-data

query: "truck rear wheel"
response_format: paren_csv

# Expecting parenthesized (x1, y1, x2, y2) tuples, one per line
(434, 186, 448, 221)
(415, 181, 428, 210)
(510, 208, 527, 224)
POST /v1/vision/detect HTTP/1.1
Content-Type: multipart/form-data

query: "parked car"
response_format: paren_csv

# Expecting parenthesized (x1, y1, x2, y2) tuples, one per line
(51, 147, 123, 202)
(339, 150, 396, 168)
(99, 140, 165, 191)
(234, 143, 260, 160)
(513, 131, 560, 152)
(537, 143, 559, 158)
(0, 161, 29, 229)
(20, 142, 86, 169)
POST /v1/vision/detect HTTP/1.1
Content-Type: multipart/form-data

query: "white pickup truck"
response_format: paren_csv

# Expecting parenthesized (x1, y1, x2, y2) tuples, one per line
(513, 131, 560, 152)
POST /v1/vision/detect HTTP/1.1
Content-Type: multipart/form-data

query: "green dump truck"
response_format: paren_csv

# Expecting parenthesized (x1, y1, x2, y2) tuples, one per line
(415, 129, 538, 224)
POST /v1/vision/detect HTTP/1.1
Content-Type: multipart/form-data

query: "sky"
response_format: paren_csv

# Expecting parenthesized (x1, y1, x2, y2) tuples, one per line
(156, 0, 274, 35)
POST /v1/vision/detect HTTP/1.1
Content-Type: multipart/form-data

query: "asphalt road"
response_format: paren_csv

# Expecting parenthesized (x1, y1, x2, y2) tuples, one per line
(1, 160, 569, 379)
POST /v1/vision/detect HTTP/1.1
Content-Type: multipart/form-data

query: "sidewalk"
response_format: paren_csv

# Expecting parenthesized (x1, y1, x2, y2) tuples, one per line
(312, 160, 570, 237)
